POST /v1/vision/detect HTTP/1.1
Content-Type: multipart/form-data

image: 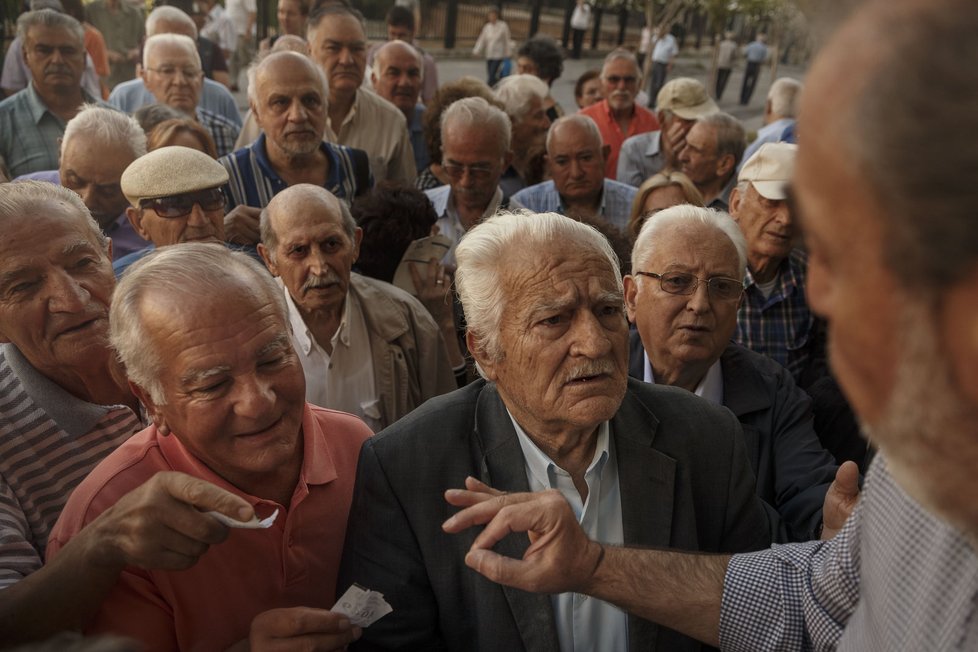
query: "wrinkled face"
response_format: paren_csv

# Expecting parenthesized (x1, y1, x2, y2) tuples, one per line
(678, 122, 720, 186)
(601, 58, 639, 112)
(23, 25, 85, 95)
(477, 244, 629, 438)
(729, 183, 793, 268)
(254, 59, 326, 158)
(548, 122, 604, 204)
(0, 206, 114, 378)
(372, 45, 422, 115)
(276, 0, 306, 36)
(511, 95, 551, 155)
(128, 188, 225, 247)
(308, 14, 367, 96)
(60, 136, 135, 229)
(139, 287, 306, 493)
(576, 77, 603, 109)
(516, 56, 538, 78)
(262, 197, 361, 317)
(142, 41, 203, 113)
(441, 122, 508, 214)
(625, 224, 742, 378)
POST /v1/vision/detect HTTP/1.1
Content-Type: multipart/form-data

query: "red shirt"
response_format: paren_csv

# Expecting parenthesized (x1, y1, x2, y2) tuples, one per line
(580, 99, 661, 179)
(48, 404, 371, 652)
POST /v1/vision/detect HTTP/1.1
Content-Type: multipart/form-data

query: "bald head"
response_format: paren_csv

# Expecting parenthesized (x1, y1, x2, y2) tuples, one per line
(371, 40, 423, 117)
(249, 50, 326, 104)
(271, 34, 309, 55)
(260, 184, 355, 258)
(547, 114, 602, 154)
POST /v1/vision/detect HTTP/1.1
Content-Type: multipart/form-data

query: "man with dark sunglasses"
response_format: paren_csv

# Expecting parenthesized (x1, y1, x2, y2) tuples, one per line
(624, 204, 853, 544)
(113, 145, 229, 276)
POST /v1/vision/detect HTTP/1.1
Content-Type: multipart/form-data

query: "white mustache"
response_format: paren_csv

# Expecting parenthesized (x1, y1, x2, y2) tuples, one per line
(562, 361, 616, 384)
(302, 270, 342, 292)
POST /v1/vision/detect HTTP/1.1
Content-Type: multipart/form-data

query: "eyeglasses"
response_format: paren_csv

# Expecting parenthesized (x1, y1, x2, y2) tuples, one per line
(634, 271, 744, 301)
(442, 161, 496, 181)
(146, 66, 203, 80)
(139, 188, 225, 218)
(604, 75, 637, 85)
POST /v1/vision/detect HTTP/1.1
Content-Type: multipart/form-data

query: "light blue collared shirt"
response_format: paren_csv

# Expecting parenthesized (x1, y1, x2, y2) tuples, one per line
(510, 179, 637, 233)
(509, 412, 628, 652)
(643, 352, 724, 405)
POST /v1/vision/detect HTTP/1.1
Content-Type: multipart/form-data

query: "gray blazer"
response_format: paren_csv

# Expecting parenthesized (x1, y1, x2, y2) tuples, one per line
(339, 378, 770, 652)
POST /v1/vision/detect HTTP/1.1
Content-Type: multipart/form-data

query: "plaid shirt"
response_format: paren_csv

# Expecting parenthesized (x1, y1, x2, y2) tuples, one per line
(197, 107, 240, 158)
(720, 454, 978, 650)
(735, 249, 825, 386)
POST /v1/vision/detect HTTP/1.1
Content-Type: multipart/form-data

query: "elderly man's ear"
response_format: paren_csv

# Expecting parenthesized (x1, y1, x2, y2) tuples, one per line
(622, 275, 639, 323)
(128, 381, 171, 436)
(465, 331, 498, 382)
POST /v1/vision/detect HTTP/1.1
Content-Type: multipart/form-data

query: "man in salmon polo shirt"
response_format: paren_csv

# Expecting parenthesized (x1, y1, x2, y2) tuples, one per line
(580, 48, 660, 179)
(47, 243, 371, 651)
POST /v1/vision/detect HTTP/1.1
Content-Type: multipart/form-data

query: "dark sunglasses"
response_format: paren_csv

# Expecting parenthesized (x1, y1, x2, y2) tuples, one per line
(139, 188, 225, 218)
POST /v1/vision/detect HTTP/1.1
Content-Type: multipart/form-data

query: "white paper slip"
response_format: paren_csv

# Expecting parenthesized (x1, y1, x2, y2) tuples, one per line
(206, 508, 279, 529)
(391, 234, 453, 297)
(332, 584, 393, 627)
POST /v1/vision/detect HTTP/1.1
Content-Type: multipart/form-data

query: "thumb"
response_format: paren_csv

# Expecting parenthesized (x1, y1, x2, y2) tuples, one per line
(835, 461, 860, 496)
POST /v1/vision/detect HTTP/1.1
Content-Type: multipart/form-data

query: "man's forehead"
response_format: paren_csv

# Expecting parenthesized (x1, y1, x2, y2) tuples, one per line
(504, 247, 618, 300)
(149, 43, 196, 65)
(314, 15, 365, 40)
(26, 25, 80, 45)
(551, 125, 600, 154)
(603, 58, 637, 76)
(646, 224, 739, 270)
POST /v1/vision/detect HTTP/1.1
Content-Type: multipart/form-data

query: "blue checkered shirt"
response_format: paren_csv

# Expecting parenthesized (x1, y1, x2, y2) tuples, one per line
(220, 133, 368, 210)
(510, 179, 637, 233)
(720, 454, 978, 650)
(197, 107, 240, 158)
(0, 84, 106, 177)
(735, 249, 824, 385)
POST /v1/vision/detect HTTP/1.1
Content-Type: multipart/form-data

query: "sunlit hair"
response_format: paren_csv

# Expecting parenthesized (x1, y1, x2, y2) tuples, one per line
(145, 5, 197, 38)
(146, 118, 217, 158)
(62, 104, 146, 159)
(631, 204, 747, 275)
(455, 210, 621, 364)
(0, 180, 106, 249)
(627, 170, 705, 241)
(767, 77, 802, 118)
(697, 112, 746, 167)
(143, 33, 201, 70)
(423, 77, 501, 166)
(441, 96, 511, 154)
(493, 74, 549, 124)
(110, 243, 287, 404)
(601, 48, 638, 76)
(16, 9, 83, 43)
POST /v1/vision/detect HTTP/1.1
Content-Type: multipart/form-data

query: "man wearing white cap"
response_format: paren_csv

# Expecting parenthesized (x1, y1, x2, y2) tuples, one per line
(617, 77, 718, 187)
(113, 145, 229, 275)
(729, 142, 825, 387)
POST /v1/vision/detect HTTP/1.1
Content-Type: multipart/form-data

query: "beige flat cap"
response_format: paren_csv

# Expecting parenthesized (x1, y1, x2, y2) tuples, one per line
(656, 78, 718, 120)
(121, 146, 229, 207)
(738, 142, 797, 200)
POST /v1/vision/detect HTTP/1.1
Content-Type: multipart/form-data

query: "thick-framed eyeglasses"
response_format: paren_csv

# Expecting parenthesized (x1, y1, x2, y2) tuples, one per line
(139, 188, 225, 218)
(634, 271, 744, 301)
(442, 161, 495, 180)
(146, 66, 203, 80)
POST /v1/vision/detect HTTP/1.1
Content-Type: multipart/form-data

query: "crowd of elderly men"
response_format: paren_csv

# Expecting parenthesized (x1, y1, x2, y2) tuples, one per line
(1, 0, 974, 649)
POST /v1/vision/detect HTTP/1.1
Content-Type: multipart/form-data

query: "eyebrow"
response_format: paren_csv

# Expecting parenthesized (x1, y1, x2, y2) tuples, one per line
(62, 239, 100, 257)
(180, 364, 232, 387)
(257, 333, 291, 358)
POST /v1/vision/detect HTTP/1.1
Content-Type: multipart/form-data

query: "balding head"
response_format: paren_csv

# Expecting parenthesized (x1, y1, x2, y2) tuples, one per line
(146, 5, 197, 38)
(370, 40, 423, 117)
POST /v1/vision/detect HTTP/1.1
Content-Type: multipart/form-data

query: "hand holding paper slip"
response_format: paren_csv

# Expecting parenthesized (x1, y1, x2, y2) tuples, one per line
(332, 584, 393, 627)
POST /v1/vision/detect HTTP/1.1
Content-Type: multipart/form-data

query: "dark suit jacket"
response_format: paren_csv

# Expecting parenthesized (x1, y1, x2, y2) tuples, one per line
(629, 332, 839, 542)
(339, 378, 770, 652)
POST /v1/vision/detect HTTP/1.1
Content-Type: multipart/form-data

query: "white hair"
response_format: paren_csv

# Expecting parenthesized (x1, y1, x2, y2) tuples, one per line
(370, 40, 424, 83)
(16, 9, 83, 43)
(631, 205, 747, 275)
(246, 50, 327, 106)
(441, 96, 511, 152)
(493, 73, 548, 122)
(146, 5, 198, 38)
(0, 180, 106, 249)
(143, 33, 201, 71)
(601, 48, 639, 76)
(767, 77, 803, 119)
(110, 243, 287, 405)
(61, 104, 146, 158)
(546, 114, 602, 153)
(455, 210, 622, 363)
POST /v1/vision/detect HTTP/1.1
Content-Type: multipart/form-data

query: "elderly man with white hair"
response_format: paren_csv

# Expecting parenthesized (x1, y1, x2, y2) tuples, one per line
(493, 73, 551, 197)
(140, 33, 239, 156)
(512, 114, 637, 232)
(624, 205, 853, 542)
(337, 210, 770, 651)
(17, 104, 148, 259)
(741, 77, 803, 167)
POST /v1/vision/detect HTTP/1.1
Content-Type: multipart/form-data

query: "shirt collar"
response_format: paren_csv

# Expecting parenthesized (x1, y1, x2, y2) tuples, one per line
(509, 409, 611, 490)
(281, 277, 351, 353)
(644, 131, 663, 156)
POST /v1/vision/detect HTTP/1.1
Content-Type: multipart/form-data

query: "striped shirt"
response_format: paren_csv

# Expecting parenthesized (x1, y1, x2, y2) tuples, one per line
(220, 133, 368, 211)
(197, 107, 240, 158)
(0, 344, 142, 588)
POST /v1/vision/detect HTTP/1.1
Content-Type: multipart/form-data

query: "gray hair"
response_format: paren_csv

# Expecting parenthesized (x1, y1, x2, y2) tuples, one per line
(493, 74, 548, 123)
(0, 180, 106, 249)
(143, 33, 201, 71)
(17, 9, 83, 43)
(110, 243, 287, 404)
(370, 40, 424, 83)
(246, 50, 327, 106)
(441, 96, 511, 152)
(842, 0, 978, 290)
(767, 77, 802, 118)
(259, 184, 356, 262)
(601, 48, 639, 76)
(145, 5, 198, 38)
(631, 205, 747, 275)
(546, 114, 603, 154)
(455, 210, 622, 362)
(697, 112, 746, 167)
(62, 104, 147, 158)
(306, 3, 365, 34)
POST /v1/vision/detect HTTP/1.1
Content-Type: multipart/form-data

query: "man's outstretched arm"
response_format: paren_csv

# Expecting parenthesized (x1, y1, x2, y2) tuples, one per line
(443, 480, 729, 647)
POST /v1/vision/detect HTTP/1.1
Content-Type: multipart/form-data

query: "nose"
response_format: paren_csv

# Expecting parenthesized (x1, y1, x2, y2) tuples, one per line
(337, 46, 354, 65)
(286, 98, 308, 122)
(233, 373, 277, 420)
(78, 183, 97, 209)
(48, 269, 91, 313)
(685, 280, 712, 314)
(186, 202, 209, 226)
(307, 245, 330, 276)
(773, 200, 793, 227)
(569, 311, 613, 359)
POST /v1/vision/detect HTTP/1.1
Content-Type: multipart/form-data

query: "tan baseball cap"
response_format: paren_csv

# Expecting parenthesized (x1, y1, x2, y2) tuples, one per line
(121, 146, 229, 207)
(738, 142, 797, 200)
(656, 78, 719, 120)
